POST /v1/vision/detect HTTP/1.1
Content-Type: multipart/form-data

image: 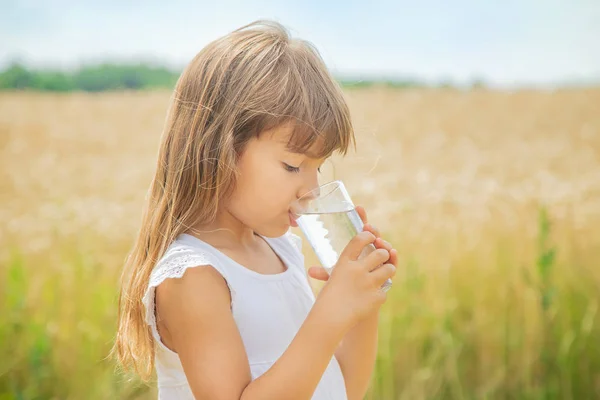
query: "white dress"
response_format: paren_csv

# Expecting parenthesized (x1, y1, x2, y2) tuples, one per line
(142, 230, 348, 399)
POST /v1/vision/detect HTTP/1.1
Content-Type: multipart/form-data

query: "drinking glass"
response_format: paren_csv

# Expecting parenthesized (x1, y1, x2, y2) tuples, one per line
(291, 180, 392, 292)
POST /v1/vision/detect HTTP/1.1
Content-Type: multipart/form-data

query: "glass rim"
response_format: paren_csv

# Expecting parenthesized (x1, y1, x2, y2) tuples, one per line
(290, 180, 354, 216)
(295, 179, 343, 203)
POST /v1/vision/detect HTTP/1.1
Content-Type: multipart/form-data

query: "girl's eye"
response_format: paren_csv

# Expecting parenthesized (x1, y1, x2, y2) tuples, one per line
(283, 163, 300, 173)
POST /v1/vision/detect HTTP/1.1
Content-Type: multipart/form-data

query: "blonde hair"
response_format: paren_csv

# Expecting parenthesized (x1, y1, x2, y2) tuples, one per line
(112, 19, 356, 381)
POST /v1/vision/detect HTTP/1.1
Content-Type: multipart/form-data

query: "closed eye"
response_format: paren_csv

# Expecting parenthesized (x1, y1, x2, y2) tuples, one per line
(283, 163, 300, 173)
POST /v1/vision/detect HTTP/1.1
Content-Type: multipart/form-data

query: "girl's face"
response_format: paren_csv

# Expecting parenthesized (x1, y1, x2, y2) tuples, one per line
(225, 123, 326, 238)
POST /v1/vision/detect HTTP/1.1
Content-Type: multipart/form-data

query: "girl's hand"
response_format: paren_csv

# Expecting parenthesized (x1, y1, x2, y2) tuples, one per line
(311, 206, 398, 328)
(308, 205, 398, 281)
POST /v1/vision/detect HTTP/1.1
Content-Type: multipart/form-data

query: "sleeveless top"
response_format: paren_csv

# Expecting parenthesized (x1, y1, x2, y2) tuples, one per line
(142, 230, 348, 399)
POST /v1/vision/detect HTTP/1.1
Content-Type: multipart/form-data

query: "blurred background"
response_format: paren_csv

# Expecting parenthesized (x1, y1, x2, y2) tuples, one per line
(1, 1, 599, 399)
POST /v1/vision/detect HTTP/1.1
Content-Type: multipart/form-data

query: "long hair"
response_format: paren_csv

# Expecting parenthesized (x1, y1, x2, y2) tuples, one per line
(112, 19, 356, 381)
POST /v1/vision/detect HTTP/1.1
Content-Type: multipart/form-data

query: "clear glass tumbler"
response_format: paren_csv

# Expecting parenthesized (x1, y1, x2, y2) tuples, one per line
(290, 180, 393, 292)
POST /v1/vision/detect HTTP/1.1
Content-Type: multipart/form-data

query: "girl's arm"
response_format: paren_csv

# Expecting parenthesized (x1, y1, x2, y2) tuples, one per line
(334, 311, 380, 400)
(310, 206, 398, 400)
(157, 232, 392, 400)
(159, 265, 347, 400)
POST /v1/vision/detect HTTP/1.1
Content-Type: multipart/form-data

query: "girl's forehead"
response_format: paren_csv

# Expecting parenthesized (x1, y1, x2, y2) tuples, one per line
(265, 123, 326, 158)
(266, 122, 295, 144)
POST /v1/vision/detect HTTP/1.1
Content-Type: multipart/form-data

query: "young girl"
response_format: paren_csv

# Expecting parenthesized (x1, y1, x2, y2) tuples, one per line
(113, 20, 397, 400)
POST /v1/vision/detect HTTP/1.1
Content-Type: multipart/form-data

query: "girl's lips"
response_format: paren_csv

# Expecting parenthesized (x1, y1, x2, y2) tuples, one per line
(288, 211, 299, 227)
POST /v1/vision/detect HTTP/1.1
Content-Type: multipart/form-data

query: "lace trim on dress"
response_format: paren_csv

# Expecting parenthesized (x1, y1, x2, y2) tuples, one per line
(142, 246, 235, 338)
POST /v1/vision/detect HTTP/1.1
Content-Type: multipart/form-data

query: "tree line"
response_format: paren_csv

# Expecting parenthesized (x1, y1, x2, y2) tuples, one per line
(0, 63, 180, 92)
(0, 62, 446, 92)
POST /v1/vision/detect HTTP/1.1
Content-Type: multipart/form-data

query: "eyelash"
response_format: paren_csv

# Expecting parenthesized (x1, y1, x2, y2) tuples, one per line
(283, 163, 322, 174)
(283, 163, 300, 173)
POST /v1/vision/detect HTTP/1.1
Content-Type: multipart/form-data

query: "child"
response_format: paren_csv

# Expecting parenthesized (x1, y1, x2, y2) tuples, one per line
(113, 20, 397, 400)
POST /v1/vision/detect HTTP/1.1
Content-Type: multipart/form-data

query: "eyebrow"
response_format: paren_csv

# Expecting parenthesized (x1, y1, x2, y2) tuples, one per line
(281, 142, 306, 155)
(279, 137, 326, 159)
(284, 147, 320, 159)
(285, 148, 305, 155)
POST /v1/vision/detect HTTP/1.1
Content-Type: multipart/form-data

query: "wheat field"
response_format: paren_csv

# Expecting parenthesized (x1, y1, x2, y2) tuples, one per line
(1, 87, 599, 399)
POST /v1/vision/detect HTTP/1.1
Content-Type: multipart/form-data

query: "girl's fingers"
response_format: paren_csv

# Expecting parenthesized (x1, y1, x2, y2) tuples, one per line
(389, 248, 398, 267)
(373, 239, 398, 267)
(371, 263, 396, 286)
(307, 266, 330, 281)
(364, 223, 381, 239)
(355, 206, 368, 225)
(363, 248, 392, 271)
(355, 205, 398, 266)
(356, 206, 381, 238)
(373, 237, 391, 251)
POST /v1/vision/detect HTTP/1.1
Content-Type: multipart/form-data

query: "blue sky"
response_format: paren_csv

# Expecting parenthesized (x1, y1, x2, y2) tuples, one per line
(2, 0, 599, 87)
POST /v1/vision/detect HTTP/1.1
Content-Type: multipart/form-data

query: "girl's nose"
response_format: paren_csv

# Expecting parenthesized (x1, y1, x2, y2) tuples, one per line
(299, 185, 320, 202)
(292, 185, 320, 215)
(294, 178, 320, 213)
(298, 172, 320, 200)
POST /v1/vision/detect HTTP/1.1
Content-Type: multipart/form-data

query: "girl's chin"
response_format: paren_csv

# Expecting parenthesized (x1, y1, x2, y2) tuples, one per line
(288, 212, 298, 227)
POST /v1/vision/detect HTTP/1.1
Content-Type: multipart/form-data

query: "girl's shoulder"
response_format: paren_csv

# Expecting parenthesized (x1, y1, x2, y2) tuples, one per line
(142, 237, 230, 350)
(148, 237, 220, 290)
(147, 229, 304, 291)
(148, 230, 303, 279)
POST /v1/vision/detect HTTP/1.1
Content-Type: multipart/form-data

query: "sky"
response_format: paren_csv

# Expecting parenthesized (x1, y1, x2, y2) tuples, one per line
(2, 0, 599, 88)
